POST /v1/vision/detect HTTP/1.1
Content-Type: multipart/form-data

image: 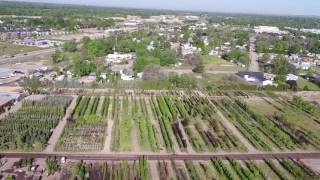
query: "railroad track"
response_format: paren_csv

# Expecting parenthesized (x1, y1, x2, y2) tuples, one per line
(1, 152, 320, 161)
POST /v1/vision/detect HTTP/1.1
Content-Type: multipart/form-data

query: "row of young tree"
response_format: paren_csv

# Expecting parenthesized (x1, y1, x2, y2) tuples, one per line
(0, 96, 72, 151)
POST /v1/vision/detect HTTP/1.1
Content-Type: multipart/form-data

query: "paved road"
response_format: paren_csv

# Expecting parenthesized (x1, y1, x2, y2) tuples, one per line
(0, 48, 55, 65)
(1, 152, 320, 160)
(249, 35, 260, 72)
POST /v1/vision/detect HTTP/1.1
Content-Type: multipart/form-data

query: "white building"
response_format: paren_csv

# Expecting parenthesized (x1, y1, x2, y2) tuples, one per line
(56, 75, 65, 81)
(105, 52, 136, 64)
(300, 28, 320, 34)
(286, 74, 299, 81)
(185, 16, 200, 22)
(254, 26, 287, 35)
(181, 43, 198, 56)
(264, 73, 276, 81)
(238, 71, 276, 87)
(147, 41, 155, 51)
(293, 62, 314, 70)
(120, 69, 134, 81)
(262, 80, 274, 86)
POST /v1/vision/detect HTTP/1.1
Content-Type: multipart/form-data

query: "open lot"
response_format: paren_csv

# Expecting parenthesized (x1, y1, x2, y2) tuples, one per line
(297, 78, 320, 91)
(202, 55, 246, 72)
(0, 43, 41, 56)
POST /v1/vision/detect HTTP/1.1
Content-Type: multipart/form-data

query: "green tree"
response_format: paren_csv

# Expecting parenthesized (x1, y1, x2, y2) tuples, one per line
(101, 162, 107, 180)
(210, 38, 222, 47)
(168, 74, 197, 88)
(273, 40, 288, 54)
(45, 156, 59, 175)
(306, 68, 314, 78)
(192, 60, 204, 73)
(160, 49, 177, 66)
(260, 53, 271, 64)
(5, 175, 15, 180)
(20, 76, 42, 94)
(134, 55, 160, 73)
(51, 50, 63, 63)
(288, 44, 301, 54)
(273, 55, 290, 75)
(63, 39, 77, 52)
(72, 57, 96, 76)
(310, 41, 320, 54)
(275, 75, 289, 90)
(256, 41, 268, 53)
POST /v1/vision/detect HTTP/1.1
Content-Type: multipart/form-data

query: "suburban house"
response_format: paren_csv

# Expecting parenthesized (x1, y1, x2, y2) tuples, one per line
(120, 68, 134, 81)
(237, 71, 275, 87)
(105, 52, 136, 64)
(106, 52, 136, 80)
(181, 43, 198, 56)
(286, 74, 299, 81)
(292, 61, 315, 70)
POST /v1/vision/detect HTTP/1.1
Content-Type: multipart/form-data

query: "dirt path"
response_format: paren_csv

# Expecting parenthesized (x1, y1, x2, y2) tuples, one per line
(149, 161, 160, 180)
(166, 160, 177, 180)
(175, 160, 190, 180)
(249, 35, 260, 72)
(178, 120, 195, 153)
(102, 97, 114, 153)
(216, 109, 258, 152)
(44, 95, 78, 153)
(301, 159, 320, 174)
(207, 98, 258, 153)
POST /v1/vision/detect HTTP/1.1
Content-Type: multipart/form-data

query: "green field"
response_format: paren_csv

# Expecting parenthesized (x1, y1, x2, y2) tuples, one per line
(0, 43, 41, 56)
(202, 55, 246, 72)
(297, 79, 320, 91)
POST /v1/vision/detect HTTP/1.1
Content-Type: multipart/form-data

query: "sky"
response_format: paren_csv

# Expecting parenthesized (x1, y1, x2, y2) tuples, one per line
(9, 0, 320, 16)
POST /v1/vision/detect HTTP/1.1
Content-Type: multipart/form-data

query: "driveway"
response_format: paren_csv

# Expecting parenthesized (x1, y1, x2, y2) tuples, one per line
(249, 35, 260, 72)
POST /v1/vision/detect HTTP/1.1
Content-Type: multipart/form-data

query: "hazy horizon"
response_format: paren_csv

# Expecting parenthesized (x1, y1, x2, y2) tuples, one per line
(5, 0, 320, 16)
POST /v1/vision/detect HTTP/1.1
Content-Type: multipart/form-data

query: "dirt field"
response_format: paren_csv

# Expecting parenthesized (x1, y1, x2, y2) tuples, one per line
(276, 91, 320, 105)
(0, 43, 41, 56)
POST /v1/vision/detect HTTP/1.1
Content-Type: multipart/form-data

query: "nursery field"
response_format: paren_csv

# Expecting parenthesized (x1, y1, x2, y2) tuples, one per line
(109, 94, 246, 152)
(55, 96, 108, 152)
(61, 156, 150, 180)
(61, 157, 319, 180)
(171, 158, 319, 180)
(111, 96, 160, 152)
(53, 93, 247, 153)
(151, 95, 246, 152)
(2, 92, 320, 155)
(0, 96, 72, 151)
(51, 92, 320, 153)
(212, 95, 320, 151)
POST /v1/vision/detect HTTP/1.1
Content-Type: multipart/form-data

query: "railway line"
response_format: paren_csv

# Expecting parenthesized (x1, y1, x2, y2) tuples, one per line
(1, 152, 320, 161)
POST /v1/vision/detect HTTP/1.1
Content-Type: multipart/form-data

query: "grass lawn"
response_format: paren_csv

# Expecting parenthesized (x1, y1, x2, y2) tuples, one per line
(246, 98, 281, 116)
(297, 78, 320, 91)
(0, 43, 42, 56)
(201, 55, 245, 72)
